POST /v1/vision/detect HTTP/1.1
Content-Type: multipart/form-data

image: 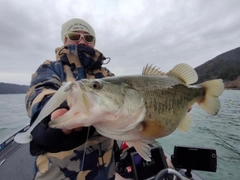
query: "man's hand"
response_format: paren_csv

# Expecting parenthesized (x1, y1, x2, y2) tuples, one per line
(51, 108, 83, 134)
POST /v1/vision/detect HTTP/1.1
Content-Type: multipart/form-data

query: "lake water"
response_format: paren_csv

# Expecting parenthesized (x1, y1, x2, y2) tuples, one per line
(0, 91, 239, 180)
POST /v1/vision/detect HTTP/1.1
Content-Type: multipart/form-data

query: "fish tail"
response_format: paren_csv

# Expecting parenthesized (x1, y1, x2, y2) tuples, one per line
(197, 79, 224, 115)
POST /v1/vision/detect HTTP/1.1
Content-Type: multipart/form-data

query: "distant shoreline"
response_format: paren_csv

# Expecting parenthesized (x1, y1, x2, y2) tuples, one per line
(0, 82, 29, 94)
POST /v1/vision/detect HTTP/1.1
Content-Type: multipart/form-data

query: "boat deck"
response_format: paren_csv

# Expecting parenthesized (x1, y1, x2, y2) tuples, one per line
(0, 142, 35, 180)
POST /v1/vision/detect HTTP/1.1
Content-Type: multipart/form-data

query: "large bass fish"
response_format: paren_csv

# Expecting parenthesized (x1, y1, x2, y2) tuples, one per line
(15, 63, 224, 161)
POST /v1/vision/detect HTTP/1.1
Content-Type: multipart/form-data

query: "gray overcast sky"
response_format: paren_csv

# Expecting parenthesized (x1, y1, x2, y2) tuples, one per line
(0, 0, 240, 85)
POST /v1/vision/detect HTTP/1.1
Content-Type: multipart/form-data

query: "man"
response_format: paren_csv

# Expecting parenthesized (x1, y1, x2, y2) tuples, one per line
(26, 18, 116, 180)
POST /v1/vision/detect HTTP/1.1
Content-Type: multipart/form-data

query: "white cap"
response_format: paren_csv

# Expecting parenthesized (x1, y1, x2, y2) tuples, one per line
(61, 18, 96, 42)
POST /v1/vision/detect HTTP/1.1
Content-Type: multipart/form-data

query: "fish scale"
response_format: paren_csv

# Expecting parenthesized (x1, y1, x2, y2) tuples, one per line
(142, 85, 201, 139)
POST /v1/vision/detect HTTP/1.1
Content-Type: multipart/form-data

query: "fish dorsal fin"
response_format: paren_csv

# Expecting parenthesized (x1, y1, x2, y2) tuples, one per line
(142, 64, 165, 76)
(167, 63, 198, 84)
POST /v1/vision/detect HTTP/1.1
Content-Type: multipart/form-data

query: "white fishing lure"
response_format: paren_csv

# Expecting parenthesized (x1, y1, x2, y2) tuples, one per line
(14, 81, 74, 144)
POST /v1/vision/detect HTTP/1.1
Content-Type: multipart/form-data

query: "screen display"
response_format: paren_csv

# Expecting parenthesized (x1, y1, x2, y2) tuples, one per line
(173, 146, 217, 172)
(131, 146, 168, 180)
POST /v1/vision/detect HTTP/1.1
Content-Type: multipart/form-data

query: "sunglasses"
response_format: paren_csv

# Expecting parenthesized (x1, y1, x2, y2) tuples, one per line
(66, 32, 95, 43)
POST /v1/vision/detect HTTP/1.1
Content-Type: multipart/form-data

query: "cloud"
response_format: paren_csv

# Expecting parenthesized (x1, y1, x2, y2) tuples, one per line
(0, 0, 240, 85)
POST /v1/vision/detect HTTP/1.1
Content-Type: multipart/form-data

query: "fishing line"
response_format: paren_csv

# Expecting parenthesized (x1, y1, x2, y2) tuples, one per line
(80, 126, 91, 171)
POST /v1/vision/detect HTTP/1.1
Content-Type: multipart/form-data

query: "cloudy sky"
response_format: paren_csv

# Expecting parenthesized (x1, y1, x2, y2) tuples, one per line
(0, 0, 239, 85)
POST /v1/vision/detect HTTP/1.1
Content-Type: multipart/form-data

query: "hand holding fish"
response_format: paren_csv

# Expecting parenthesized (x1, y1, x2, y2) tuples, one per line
(51, 108, 83, 134)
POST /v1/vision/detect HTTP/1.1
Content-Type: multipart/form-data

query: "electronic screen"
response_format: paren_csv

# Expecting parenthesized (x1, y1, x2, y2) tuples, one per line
(172, 146, 217, 172)
(130, 146, 168, 180)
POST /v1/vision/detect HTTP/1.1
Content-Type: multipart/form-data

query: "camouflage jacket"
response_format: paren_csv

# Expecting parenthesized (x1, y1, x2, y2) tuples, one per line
(25, 46, 116, 180)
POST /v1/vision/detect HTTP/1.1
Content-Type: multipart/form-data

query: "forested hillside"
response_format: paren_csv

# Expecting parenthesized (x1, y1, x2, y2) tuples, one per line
(195, 47, 240, 89)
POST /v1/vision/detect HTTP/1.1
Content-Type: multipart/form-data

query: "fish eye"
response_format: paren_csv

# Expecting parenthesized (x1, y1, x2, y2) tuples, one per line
(91, 81, 102, 89)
